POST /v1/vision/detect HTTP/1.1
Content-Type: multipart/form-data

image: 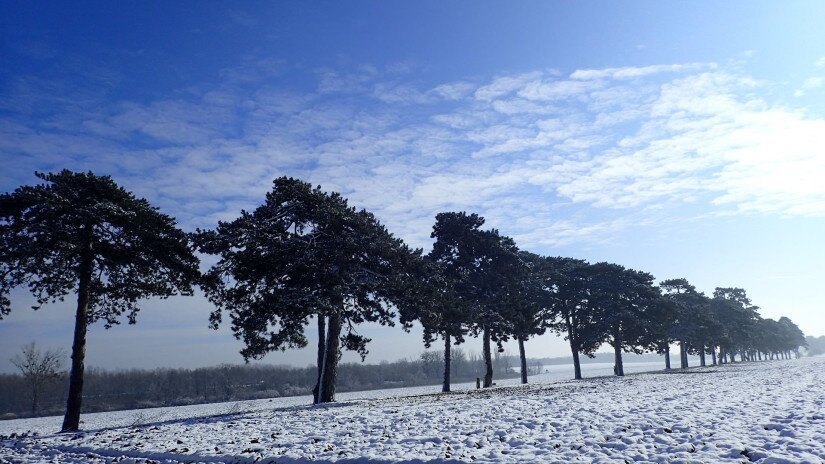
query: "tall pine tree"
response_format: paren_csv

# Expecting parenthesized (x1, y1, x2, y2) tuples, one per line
(196, 177, 420, 403)
(428, 212, 520, 388)
(0, 170, 199, 431)
(544, 257, 594, 380)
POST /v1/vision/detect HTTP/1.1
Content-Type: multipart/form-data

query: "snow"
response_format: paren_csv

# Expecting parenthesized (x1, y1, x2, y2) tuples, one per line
(2, 358, 824, 463)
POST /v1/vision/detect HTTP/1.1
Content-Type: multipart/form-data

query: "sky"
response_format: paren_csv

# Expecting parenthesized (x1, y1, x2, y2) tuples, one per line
(1, 1, 824, 373)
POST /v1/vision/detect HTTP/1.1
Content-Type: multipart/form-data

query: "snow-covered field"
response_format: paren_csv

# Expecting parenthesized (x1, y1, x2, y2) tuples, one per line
(2, 358, 823, 463)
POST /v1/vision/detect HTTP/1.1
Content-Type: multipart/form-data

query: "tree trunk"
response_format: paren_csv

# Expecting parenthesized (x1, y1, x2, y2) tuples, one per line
(699, 346, 706, 367)
(31, 382, 39, 416)
(664, 345, 671, 370)
(319, 311, 342, 403)
(571, 348, 582, 380)
(518, 336, 528, 384)
(312, 315, 326, 404)
(442, 334, 451, 393)
(711, 347, 717, 366)
(679, 340, 688, 369)
(567, 316, 582, 380)
(482, 328, 493, 388)
(62, 225, 94, 432)
(613, 326, 624, 377)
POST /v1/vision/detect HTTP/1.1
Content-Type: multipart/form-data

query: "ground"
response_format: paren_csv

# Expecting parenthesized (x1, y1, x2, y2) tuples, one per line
(1, 358, 824, 463)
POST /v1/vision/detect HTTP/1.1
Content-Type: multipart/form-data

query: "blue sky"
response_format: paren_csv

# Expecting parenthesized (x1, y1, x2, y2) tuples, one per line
(1, 1, 824, 372)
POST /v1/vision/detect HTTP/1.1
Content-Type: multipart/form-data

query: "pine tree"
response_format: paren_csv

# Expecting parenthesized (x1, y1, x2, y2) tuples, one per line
(195, 177, 420, 403)
(585, 263, 659, 376)
(404, 256, 472, 392)
(0, 170, 199, 431)
(711, 287, 759, 363)
(428, 212, 520, 388)
(647, 293, 679, 369)
(508, 251, 554, 384)
(544, 257, 594, 380)
(660, 278, 706, 368)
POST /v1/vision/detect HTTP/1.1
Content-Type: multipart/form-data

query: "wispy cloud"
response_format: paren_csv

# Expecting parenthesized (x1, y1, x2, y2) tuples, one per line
(570, 63, 717, 80)
(474, 71, 542, 101)
(794, 77, 823, 97)
(2, 58, 824, 254)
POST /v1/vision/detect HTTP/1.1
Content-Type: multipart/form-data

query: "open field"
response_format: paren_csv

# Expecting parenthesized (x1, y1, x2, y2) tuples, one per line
(2, 358, 823, 463)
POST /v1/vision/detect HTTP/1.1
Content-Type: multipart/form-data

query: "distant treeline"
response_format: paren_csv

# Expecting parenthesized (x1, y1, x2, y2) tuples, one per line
(0, 349, 518, 420)
(806, 336, 825, 356)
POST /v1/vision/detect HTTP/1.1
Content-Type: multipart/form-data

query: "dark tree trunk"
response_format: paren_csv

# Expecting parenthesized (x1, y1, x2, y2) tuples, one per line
(31, 383, 39, 416)
(518, 336, 528, 384)
(442, 334, 451, 393)
(699, 346, 706, 367)
(62, 225, 94, 432)
(664, 345, 671, 370)
(711, 347, 717, 365)
(571, 348, 582, 380)
(482, 328, 493, 388)
(312, 315, 326, 404)
(613, 326, 624, 377)
(679, 340, 688, 369)
(567, 316, 582, 380)
(758, 351, 762, 361)
(319, 311, 342, 403)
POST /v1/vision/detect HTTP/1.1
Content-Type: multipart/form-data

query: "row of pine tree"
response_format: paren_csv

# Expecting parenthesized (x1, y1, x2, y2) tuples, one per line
(0, 171, 807, 432)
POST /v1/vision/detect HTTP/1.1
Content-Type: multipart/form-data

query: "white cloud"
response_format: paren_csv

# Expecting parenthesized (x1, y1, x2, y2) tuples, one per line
(570, 62, 716, 80)
(517, 79, 601, 101)
(432, 81, 475, 100)
(473, 71, 542, 101)
(793, 77, 822, 97)
(490, 98, 560, 115)
(373, 83, 436, 104)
